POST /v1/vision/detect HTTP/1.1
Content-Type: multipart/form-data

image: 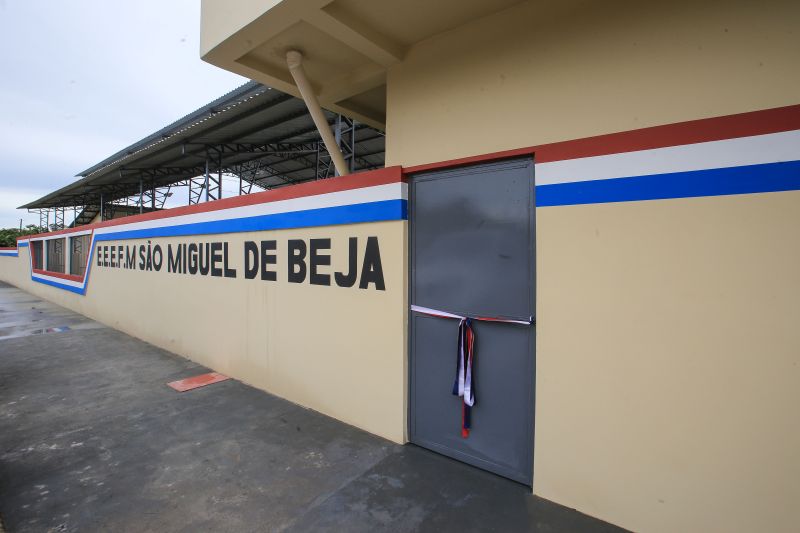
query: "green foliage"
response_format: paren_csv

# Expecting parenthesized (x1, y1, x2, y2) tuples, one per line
(0, 225, 41, 247)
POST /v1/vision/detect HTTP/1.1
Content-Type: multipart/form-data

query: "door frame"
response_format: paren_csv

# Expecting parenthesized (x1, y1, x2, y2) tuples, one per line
(406, 156, 537, 485)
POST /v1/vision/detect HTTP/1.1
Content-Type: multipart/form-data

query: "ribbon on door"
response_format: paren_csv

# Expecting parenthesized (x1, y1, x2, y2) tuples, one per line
(411, 304, 533, 438)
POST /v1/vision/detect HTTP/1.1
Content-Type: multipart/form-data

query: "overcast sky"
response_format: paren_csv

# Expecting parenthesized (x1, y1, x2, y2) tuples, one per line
(0, 0, 247, 228)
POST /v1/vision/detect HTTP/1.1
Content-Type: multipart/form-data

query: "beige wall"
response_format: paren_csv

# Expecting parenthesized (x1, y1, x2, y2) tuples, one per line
(386, 0, 800, 167)
(535, 191, 800, 532)
(0, 252, 28, 290)
(0, 222, 408, 444)
(385, 1, 800, 531)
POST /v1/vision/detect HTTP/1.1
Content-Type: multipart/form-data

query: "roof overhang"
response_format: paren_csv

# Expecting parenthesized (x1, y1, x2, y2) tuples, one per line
(200, 0, 526, 130)
(20, 82, 385, 210)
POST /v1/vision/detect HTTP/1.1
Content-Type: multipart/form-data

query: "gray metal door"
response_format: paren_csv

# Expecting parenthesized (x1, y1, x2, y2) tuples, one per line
(409, 158, 535, 485)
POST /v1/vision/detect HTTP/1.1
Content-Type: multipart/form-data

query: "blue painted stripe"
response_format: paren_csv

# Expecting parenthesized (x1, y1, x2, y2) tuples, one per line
(18, 241, 29, 247)
(27, 199, 407, 295)
(31, 276, 85, 295)
(0, 251, 18, 256)
(536, 160, 800, 207)
(94, 199, 407, 242)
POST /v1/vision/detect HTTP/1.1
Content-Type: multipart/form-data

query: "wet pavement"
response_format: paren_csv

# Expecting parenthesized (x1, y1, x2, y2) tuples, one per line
(0, 281, 625, 532)
(0, 285, 105, 341)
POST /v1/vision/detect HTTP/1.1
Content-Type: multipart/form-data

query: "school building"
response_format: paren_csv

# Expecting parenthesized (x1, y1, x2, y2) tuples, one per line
(2, 1, 798, 531)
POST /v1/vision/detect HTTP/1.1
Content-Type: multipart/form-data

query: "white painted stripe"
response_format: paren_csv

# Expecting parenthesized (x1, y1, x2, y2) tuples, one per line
(23, 183, 406, 243)
(94, 182, 407, 236)
(31, 272, 84, 288)
(536, 129, 800, 185)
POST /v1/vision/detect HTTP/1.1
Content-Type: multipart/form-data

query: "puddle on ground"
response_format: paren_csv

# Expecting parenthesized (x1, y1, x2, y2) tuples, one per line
(0, 325, 76, 340)
(30, 326, 72, 335)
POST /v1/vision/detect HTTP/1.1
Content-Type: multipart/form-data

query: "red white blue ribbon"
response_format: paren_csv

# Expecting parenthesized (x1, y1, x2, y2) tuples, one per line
(411, 305, 533, 438)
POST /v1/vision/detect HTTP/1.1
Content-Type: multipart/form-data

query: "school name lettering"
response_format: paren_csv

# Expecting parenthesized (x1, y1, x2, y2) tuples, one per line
(95, 237, 385, 290)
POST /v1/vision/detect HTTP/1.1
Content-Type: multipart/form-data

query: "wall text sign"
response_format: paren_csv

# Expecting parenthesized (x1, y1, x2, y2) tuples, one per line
(95, 237, 385, 290)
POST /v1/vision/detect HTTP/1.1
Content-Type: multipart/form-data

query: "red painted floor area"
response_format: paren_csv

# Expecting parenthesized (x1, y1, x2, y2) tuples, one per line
(167, 372, 230, 392)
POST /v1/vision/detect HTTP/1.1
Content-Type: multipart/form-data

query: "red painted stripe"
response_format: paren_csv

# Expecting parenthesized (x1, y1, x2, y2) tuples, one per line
(0, 247, 16, 250)
(18, 104, 800, 243)
(403, 104, 800, 174)
(32, 269, 83, 283)
(19, 230, 90, 242)
(18, 166, 403, 241)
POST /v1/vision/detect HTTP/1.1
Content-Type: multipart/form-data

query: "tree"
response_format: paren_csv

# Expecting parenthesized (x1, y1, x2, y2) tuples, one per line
(0, 225, 41, 247)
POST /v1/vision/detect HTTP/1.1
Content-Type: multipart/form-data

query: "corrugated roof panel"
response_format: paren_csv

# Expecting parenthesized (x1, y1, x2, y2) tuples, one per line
(22, 84, 384, 209)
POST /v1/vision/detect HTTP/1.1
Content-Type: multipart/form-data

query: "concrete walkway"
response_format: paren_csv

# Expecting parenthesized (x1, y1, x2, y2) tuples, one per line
(0, 281, 624, 533)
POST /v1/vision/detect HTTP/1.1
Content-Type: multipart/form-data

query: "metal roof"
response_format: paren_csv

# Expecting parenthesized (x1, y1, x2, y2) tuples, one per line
(22, 81, 385, 209)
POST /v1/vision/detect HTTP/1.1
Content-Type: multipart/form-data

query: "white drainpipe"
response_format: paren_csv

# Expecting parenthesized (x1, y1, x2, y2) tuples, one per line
(286, 50, 350, 177)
